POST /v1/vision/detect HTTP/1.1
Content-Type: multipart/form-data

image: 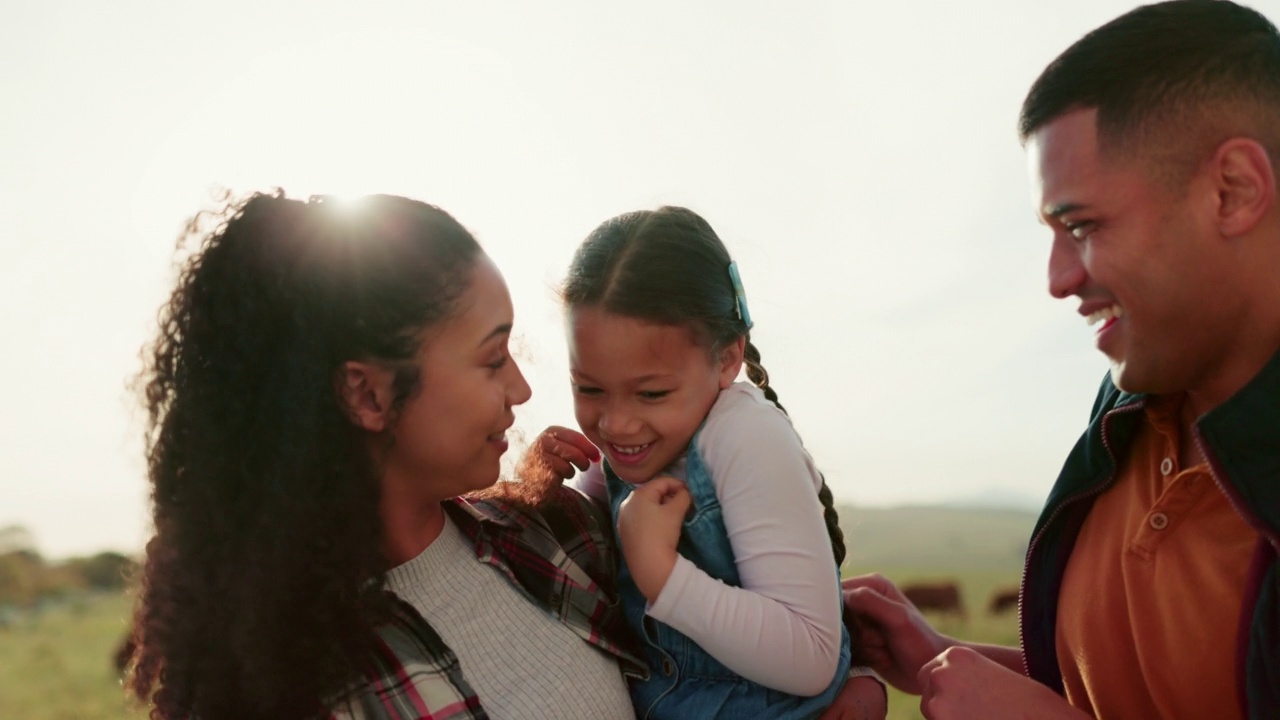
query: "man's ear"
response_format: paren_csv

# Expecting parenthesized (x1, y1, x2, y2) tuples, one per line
(337, 361, 397, 432)
(717, 337, 746, 389)
(1211, 137, 1275, 238)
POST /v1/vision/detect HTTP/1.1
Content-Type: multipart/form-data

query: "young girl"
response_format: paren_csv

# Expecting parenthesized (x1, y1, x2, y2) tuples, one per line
(528, 206, 883, 719)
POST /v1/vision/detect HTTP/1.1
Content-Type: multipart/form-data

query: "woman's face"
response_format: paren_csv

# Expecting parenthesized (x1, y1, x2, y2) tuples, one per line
(385, 255, 531, 500)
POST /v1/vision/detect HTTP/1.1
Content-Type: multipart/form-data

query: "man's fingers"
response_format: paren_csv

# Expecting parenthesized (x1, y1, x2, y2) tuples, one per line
(917, 651, 951, 720)
(844, 585, 912, 629)
(859, 644, 892, 669)
(917, 651, 944, 691)
(842, 572, 902, 601)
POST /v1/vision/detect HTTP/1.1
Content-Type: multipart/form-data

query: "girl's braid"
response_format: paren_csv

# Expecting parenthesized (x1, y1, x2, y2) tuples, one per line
(743, 339, 847, 567)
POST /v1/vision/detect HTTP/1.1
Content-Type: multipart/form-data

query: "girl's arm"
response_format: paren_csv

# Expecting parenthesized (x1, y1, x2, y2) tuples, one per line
(645, 386, 845, 697)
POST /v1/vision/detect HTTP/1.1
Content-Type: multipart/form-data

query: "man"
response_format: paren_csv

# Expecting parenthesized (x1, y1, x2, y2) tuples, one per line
(843, 1, 1280, 718)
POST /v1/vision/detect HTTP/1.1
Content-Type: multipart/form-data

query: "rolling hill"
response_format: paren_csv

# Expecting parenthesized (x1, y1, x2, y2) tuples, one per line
(837, 504, 1039, 572)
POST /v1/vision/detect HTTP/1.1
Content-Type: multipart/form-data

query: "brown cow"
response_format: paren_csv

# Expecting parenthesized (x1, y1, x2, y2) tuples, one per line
(901, 581, 964, 618)
(988, 586, 1020, 615)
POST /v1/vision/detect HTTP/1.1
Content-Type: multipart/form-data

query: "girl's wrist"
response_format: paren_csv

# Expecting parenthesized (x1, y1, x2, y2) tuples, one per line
(633, 547, 678, 602)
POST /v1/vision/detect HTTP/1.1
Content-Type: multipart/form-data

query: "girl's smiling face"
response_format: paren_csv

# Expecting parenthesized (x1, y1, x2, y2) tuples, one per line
(568, 306, 742, 485)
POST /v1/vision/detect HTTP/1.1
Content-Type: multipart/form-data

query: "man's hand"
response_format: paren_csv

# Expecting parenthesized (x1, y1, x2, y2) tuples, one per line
(515, 425, 599, 485)
(841, 573, 953, 694)
(616, 476, 690, 602)
(917, 647, 1088, 720)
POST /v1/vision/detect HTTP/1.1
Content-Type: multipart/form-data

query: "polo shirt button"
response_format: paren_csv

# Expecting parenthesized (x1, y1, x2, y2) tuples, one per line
(1149, 512, 1169, 530)
(1160, 457, 1174, 476)
(662, 658, 675, 676)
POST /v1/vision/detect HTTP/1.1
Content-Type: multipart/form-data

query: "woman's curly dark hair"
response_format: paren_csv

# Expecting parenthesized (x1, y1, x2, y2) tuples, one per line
(123, 191, 482, 719)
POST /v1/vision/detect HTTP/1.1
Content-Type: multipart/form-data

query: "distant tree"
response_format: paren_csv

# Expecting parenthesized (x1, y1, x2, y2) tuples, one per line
(0, 550, 44, 607)
(38, 560, 86, 600)
(72, 551, 137, 590)
(0, 525, 37, 555)
(0, 527, 140, 604)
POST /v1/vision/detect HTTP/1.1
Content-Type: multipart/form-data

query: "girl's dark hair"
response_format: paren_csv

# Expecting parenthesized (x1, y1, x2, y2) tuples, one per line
(562, 206, 846, 566)
(125, 191, 482, 719)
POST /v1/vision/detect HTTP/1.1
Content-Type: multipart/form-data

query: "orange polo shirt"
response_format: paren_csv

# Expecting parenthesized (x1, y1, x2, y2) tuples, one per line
(1055, 394, 1257, 720)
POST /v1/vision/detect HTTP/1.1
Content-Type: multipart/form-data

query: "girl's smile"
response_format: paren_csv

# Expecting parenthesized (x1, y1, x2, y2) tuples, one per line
(602, 440, 656, 469)
(567, 306, 742, 485)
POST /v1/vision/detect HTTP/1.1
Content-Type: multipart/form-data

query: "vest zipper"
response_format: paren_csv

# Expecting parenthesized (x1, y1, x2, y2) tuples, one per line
(1191, 429, 1278, 549)
(1017, 400, 1141, 679)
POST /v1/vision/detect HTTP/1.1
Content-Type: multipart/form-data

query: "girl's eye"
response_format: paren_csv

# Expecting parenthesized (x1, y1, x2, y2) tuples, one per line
(638, 390, 671, 401)
(487, 354, 509, 370)
(573, 384, 603, 396)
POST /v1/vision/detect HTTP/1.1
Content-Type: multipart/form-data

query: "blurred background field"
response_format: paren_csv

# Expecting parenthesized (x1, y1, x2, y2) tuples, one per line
(0, 504, 1035, 720)
(843, 503, 1030, 720)
(0, 593, 144, 720)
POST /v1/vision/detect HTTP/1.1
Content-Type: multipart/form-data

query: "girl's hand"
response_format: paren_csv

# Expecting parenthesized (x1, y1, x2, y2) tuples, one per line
(616, 475, 691, 603)
(516, 425, 600, 485)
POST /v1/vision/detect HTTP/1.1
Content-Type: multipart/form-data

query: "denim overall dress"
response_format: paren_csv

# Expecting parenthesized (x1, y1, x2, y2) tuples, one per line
(605, 432, 852, 719)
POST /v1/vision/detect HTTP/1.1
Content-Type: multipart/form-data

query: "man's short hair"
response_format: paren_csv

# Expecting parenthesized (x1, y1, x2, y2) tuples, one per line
(1019, 0, 1280, 183)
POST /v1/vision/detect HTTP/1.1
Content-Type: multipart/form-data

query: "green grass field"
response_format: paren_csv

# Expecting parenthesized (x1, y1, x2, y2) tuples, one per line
(0, 505, 1033, 719)
(0, 593, 146, 720)
(0, 572, 1021, 720)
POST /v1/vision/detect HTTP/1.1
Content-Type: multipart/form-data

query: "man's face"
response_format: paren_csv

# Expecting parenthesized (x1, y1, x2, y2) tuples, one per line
(1027, 108, 1228, 396)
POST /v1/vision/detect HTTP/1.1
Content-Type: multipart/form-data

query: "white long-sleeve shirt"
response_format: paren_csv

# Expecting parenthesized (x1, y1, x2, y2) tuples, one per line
(576, 382, 847, 696)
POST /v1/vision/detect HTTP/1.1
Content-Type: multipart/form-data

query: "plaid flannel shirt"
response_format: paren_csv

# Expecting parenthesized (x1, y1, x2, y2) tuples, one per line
(329, 486, 647, 720)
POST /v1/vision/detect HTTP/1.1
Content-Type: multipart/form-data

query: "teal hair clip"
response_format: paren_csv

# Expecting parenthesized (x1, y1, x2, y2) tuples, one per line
(727, 261, 753, 331)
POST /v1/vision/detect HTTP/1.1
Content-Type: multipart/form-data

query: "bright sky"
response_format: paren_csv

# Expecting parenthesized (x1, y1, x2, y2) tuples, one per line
(8, 0, 1272, 558)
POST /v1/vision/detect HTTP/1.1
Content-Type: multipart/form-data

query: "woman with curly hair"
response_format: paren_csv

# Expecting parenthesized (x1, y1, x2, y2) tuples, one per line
(122, 192, 644, 719)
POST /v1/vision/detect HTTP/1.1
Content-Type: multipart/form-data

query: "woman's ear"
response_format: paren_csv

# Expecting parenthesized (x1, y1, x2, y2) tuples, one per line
(717, 337, 746, 389)
(337, 361, 396, 432)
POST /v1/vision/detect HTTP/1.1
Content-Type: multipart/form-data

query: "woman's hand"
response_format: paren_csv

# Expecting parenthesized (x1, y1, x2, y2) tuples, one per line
(616, 475, 690, 603)
(516, 425, 599, 485)
(820, 675, 888, 720)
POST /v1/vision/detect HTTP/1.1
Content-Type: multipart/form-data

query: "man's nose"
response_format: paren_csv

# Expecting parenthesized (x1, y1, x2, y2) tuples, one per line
(1048, 233, 1086, 299)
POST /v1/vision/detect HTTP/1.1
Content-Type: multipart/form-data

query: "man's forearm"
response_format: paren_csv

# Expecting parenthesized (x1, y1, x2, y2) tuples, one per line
(956, 642, 1026, 675)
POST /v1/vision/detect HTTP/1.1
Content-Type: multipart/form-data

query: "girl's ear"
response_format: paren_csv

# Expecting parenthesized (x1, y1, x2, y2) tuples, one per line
(337, 361, 397, 432)
(717, 337, 746, 389)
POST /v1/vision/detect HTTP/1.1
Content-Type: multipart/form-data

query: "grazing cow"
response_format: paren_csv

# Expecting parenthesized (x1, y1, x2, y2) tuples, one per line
(988, 586, 1020, 615)
(901, 581, 964, 618)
